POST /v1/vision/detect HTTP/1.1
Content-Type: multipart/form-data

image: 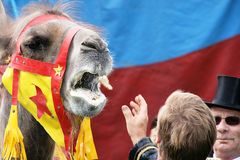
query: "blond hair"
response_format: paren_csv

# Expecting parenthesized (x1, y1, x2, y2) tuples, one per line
(157, 90, 216, 160)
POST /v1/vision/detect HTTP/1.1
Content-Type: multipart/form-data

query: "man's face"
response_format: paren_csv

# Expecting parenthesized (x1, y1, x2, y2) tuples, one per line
(211, 107, 240, 159)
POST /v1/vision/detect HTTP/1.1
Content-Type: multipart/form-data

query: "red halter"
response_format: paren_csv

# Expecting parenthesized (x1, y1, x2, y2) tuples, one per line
(9, 14, 81, 152)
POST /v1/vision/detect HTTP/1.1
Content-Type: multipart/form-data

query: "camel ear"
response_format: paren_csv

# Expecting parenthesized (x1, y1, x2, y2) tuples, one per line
(0, 37, 11, 65)
(0, 0, 7, 26)
(0, 0, 11, 65)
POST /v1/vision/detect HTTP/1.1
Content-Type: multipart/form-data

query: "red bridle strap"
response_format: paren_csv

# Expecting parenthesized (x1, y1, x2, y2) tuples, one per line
(15, 14, 70, 54)
(9, 14, 82, 153)
(51, 26, 82, 151)
(10, 14, 72, 76)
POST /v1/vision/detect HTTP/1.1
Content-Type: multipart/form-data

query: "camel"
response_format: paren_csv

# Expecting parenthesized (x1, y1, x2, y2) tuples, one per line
(0, 1, 113, 159)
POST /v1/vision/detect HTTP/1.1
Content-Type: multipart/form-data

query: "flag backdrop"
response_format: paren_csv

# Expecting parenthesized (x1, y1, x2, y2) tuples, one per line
(3, 0, 240, 159)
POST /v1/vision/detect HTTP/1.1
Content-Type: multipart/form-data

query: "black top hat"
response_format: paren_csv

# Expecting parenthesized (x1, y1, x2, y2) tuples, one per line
(205, 75, 240, 111)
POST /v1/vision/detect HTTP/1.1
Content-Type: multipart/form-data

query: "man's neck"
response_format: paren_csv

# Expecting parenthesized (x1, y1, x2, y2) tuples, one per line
(214, 153, 240, 160)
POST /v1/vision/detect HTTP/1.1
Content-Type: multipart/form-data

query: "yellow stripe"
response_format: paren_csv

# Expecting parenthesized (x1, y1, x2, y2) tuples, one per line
(136, 146, 158, 160)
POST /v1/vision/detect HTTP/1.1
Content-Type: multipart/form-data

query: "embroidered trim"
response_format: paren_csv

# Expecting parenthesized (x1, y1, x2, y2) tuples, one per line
(136, 146, 158, 160)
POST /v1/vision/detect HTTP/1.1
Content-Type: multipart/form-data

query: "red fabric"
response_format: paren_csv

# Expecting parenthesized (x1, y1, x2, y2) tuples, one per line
(30, 85, 52, 118)
(92, 35, 240, 160)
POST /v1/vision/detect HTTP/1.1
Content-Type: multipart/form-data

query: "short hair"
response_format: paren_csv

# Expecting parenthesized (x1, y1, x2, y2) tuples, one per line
(157, 90, 216, 160)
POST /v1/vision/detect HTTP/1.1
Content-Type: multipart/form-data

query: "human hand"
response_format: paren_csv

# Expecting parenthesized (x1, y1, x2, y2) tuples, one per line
(121, 94, 148, 145)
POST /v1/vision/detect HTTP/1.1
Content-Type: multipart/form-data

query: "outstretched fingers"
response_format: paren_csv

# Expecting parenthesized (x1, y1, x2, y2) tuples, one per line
(130, 101, 140, 114)
(121, 94, 149, 145)
(121, 105, 133, 122)
(136, 94, 148, 114)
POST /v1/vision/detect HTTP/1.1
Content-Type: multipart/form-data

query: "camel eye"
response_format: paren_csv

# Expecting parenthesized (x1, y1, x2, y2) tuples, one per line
(24, 36, 50, 51)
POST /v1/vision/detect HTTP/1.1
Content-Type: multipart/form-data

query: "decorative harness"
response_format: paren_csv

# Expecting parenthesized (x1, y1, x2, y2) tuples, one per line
(1, 14, 97, 160)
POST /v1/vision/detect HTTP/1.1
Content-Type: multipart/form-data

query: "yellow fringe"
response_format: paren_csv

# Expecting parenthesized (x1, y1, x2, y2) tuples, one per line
(2, 105, 27, 160)
(53, 145, 67, 160)
(74, 117, 98, 160)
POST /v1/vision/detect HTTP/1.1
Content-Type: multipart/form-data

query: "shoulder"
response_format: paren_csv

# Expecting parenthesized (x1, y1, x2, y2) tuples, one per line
(129, 137, 158, 160)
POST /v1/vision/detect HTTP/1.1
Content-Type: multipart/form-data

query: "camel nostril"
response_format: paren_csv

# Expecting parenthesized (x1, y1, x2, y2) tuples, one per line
(81, 41, 98, 50)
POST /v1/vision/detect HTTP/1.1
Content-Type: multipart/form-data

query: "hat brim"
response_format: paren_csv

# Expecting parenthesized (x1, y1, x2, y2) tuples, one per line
(205, 101, 240, 111)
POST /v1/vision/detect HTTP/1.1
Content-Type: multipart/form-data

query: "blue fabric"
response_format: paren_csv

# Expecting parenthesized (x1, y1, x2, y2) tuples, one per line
(3, 0, 240, 68)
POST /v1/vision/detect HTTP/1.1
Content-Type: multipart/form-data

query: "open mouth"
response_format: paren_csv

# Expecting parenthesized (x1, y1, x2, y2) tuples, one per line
(70, 71, 112, 106)
(74, 72, 99, 91)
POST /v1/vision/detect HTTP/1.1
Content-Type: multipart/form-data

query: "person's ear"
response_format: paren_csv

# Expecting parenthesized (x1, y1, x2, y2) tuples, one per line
(155, 136, 160, 144)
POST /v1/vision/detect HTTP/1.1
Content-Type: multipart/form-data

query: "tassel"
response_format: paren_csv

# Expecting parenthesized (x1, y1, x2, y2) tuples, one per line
(53, 145, 67, 160)
(2, 105, 27, 160)
(74, 117, 98, 160)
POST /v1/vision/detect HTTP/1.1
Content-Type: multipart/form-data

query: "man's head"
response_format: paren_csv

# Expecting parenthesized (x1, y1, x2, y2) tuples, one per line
(206, 75, 240, 159)
(157, 90, 216, 160)
(211, 107, 240, 159)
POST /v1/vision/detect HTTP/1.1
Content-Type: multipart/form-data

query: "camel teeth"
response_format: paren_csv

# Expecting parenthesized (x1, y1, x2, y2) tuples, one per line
(99, 75, 113, 90)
